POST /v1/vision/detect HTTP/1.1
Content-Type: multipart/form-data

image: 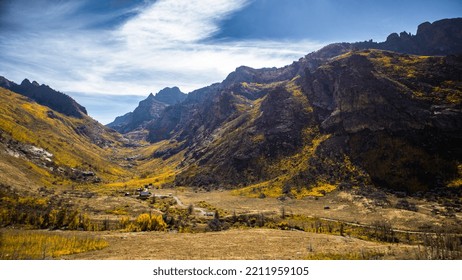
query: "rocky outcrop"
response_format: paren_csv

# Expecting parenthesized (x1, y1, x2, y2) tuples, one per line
(305, 50, 462, 134)
(354, 18, 462, 55)
(306, 53, 425, 133)
(392, 18, 462, 55)
(146, 83, 223, 142)
(222, 65, 300, 87)
(153, 86, 187, 105)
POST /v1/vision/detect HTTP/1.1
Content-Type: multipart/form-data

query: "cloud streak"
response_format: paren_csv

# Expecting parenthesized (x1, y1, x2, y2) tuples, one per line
(120, 0, 249, 44)
(1, 0, 322, 91)
(0, 0, 324, 122)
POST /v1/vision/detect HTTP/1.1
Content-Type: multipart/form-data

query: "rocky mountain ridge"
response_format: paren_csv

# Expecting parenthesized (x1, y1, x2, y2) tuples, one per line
(0, 76, 87, 118)
(107, 86, 186, 134)
(355, 18, 462, 55)
(112, 18, 462, 138)
(140, 18, 462, 194)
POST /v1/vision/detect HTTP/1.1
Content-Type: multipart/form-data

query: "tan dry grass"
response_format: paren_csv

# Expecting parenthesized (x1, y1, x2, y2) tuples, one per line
(63, 228, 416, 260)
(153, 188, 450, 231)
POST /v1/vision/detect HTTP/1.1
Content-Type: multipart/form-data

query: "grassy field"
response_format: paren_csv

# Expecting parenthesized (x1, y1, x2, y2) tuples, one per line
(153, 188, 460, 232)
(0, 229, 108, 259)
(1, 184, 457, 260)
(62, 228, 417, 260)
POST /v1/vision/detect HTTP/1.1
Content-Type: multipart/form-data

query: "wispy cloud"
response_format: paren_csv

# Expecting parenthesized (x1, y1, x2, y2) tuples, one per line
(120, 0, 249, 44)
(0, 0, 324, 121)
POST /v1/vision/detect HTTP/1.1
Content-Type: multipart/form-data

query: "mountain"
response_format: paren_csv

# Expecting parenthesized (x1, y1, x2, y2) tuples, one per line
(0, 83, 128, 191)
(354, 18, 462, 55)
(121, 18, 461, 138)
(107, 86, 186, 134)
(303, 50, 461, 192)
(0, 76, 87, 118)
(1, 18, 461, 197)
(144, 18, 462, 195)
(153, 86, 188, 105)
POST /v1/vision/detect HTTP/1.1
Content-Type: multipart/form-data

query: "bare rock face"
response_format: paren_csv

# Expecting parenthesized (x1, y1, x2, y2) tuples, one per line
(222, 65, 299, 87)
(305, 50, 462, 135)
(153, 86, 187, 105)
(305, 53, 428, 134)
(304, 50, 462, 192)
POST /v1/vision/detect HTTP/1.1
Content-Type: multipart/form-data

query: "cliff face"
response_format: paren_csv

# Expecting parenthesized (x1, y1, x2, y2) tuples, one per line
(303, 50, 461, 192)
(305, 51, 462, 134)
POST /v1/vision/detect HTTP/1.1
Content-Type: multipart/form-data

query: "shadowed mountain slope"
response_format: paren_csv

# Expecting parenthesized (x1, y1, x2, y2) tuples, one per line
(0, 77, 87, 118)
(142, 19, 462, 195)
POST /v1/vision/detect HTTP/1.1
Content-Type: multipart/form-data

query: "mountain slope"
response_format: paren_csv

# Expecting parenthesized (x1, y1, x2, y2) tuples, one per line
(303, 50, 461, 193)
(0, 77, 87, 118)
(143, 19, 462, 195)
(153, 51, 461, 194)
(1, 18, 461, 198)
(0, 86, 127, 191)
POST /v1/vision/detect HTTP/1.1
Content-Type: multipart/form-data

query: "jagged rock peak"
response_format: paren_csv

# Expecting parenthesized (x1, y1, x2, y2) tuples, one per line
(21, 79, 46, 87)
(380, 17, 462, 55)
(20, 79, 32, 86)
(106, 86, 186, 134)
(154, 86, 186, 105)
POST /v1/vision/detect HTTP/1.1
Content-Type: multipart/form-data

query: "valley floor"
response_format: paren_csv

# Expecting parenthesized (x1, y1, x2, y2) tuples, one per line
(61, 228, 416, 260)
(3, 186, 460, 260)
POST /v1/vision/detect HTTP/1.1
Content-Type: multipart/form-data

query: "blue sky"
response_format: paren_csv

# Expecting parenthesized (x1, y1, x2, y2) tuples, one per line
(0, 0, 461, 124)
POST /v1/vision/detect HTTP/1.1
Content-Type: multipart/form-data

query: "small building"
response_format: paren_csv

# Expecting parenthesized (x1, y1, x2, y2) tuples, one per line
(139, 188, 151, 200)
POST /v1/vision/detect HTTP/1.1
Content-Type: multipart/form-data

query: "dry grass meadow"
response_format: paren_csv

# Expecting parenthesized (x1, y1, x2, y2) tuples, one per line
(2, 186, 460, 260)
(61, 228, 416, 260)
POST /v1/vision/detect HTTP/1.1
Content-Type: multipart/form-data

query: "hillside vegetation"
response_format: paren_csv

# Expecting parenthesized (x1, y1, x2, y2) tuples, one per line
(0, 87, 128, 190)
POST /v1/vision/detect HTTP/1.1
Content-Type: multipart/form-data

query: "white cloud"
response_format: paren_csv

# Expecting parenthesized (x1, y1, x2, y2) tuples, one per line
(0, 0, 325, 122)
(120, 0, 249, 44)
